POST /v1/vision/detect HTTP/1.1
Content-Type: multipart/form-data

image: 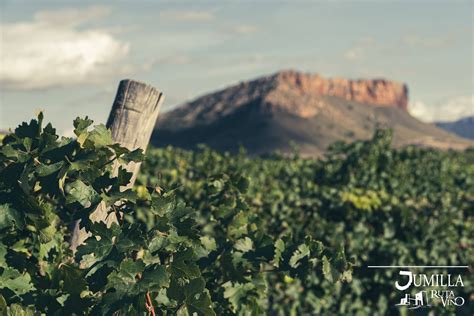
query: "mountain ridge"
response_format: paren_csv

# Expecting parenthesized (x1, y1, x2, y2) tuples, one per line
(152, 70, 472, 156)
(157, 70, 408, 130)
(436, 116, 474, 140)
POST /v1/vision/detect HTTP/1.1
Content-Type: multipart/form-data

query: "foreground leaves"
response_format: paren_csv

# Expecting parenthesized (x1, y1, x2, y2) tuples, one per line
(0, 114, 351, 315)
(0, 115, 215, 314)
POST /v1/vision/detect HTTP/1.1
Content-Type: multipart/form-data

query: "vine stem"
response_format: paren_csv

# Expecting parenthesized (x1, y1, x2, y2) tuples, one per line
(145, 291, 156, 316)
(136, 267, 156, 315)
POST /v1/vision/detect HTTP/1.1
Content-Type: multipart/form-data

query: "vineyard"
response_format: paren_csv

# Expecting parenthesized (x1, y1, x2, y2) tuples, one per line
(139, 131, 474, 315)
(0, 115, 473, 315)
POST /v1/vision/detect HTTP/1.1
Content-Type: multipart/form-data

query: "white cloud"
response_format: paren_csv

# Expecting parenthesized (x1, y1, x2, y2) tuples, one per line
(0, 6, 132, 90)
(232, 25, 259, 35)
(33, 5, 111, 27)
(159, 10, 214, 21)
(409, 95, 474, 122)
(400, 35, 452, 48)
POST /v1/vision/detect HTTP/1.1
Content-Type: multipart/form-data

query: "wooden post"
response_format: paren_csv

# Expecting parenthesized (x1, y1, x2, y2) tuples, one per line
(70, 79, 164, 251)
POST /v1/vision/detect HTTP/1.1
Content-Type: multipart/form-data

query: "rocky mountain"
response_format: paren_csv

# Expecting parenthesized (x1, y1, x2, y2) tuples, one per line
(152, 70, 472, 156)
(436, 116, 474, 140)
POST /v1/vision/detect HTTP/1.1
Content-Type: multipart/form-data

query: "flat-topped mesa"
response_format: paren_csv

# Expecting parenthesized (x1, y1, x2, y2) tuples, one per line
(157, 70, 410, 130)
(153, 70, 472, 155)
(271, 70, 409, 111)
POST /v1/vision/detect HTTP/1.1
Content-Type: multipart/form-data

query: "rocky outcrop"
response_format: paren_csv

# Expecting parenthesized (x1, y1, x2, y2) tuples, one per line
(270, 70, 408, 111)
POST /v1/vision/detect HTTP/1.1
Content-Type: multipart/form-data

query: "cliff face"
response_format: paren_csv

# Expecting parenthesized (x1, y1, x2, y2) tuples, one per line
(270, 70, 408, 111)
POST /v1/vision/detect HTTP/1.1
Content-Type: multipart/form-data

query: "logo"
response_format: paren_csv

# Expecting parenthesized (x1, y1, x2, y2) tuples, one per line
(368, 265, 468, 310)
(396, 291, 429, 309)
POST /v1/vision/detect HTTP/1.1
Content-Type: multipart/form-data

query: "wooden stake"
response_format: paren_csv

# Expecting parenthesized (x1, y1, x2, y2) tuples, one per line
(70, 79, 164, 251)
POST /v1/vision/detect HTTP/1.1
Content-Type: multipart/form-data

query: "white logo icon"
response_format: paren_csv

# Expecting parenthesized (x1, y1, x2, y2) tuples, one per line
(396, 291, 429, 309)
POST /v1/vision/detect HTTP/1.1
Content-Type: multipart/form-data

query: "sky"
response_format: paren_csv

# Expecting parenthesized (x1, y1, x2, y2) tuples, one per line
(0, 0, 473, 134)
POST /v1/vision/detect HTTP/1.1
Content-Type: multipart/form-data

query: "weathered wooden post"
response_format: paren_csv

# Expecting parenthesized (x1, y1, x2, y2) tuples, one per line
(70, 79, 164, 251)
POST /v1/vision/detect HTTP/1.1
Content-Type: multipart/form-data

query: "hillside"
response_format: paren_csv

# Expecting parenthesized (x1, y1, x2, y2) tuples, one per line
(436, 116, 474, 140)
(152, 70, 472, 156)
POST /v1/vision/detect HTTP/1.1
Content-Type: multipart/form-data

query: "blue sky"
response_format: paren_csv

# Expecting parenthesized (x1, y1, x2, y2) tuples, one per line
(1, 0, 473, 133)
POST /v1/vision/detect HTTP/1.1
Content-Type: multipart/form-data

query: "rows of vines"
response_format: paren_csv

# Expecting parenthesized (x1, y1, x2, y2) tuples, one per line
(139, 131, 473, 315)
